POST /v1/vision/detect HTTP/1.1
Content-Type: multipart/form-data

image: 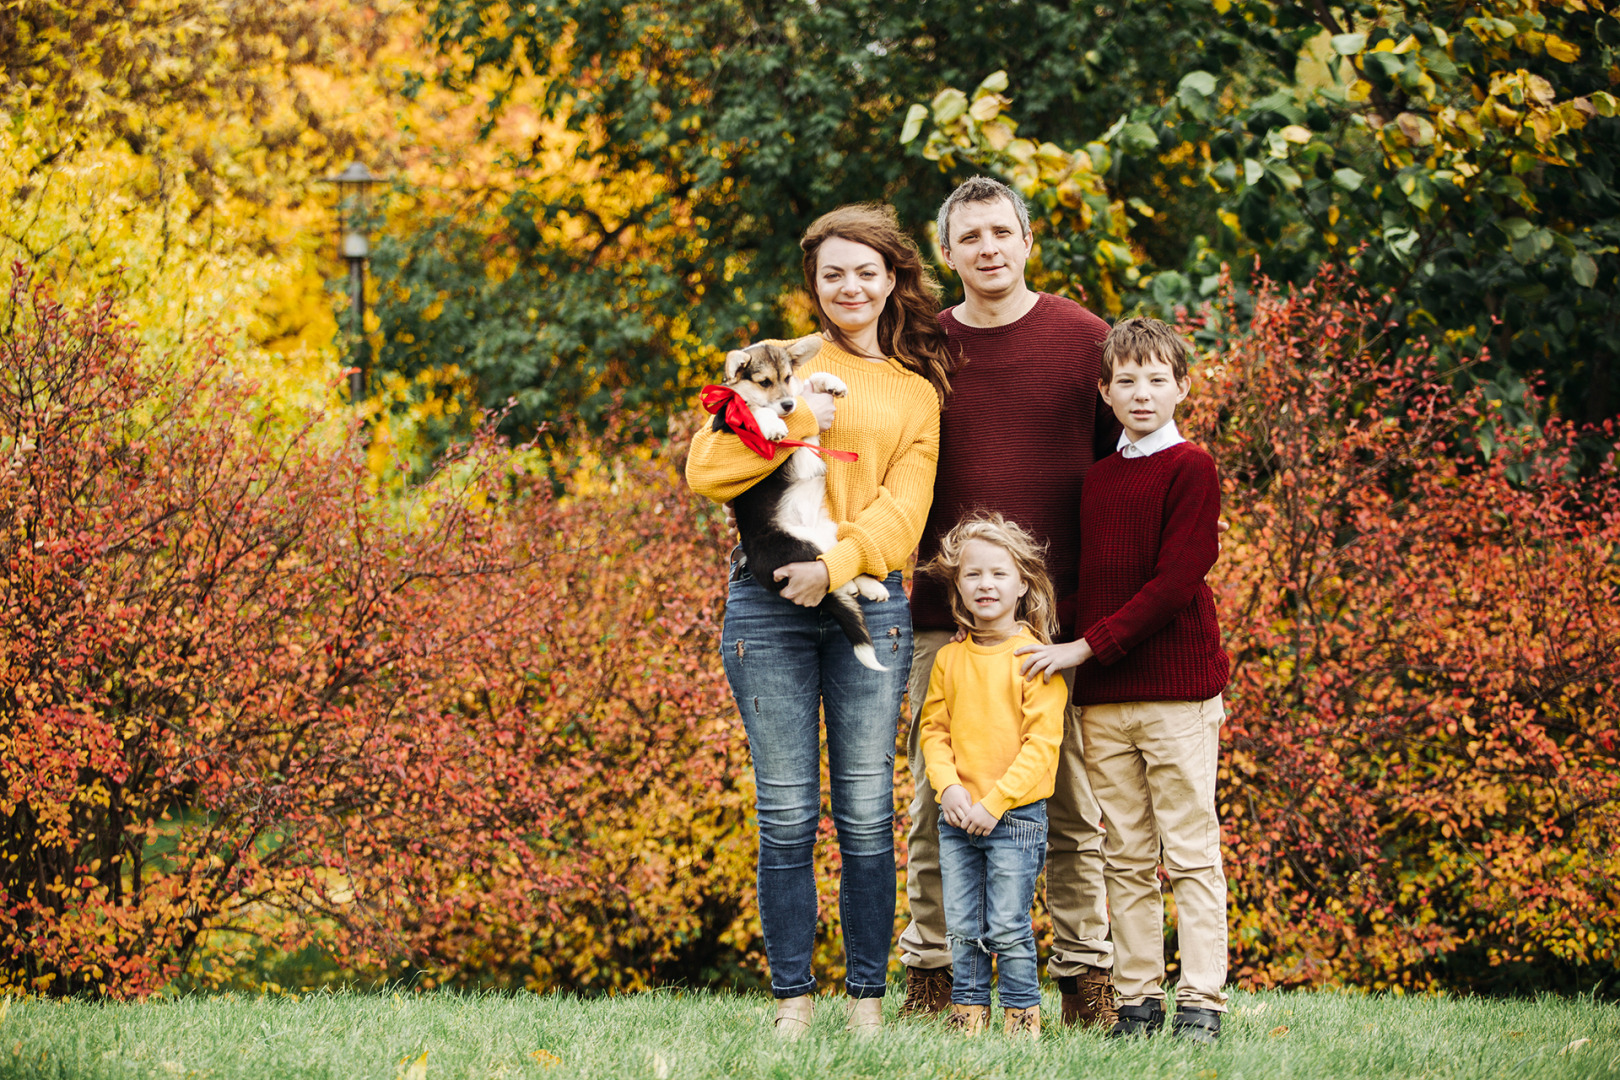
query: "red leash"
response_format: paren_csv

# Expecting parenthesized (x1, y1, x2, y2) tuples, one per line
(699, 385, 859, 463)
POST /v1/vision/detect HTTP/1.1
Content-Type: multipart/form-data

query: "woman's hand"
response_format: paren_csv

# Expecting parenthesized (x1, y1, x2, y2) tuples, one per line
(804, 390, 837, 432)
(1015, 638, 1093, 682)
(774, 560, 830, 606)
(939, 784, 972, 828)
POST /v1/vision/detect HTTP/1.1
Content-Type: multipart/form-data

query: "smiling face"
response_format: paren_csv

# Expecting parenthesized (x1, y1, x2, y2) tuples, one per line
(955, 537, 1028, 637)
(942, 196, 1032, 303)
(814, 236, 895, 348)
(1100, 356, 1192, 442)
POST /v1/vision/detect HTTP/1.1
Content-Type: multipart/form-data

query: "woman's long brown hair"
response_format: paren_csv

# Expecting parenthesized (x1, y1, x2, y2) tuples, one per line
(800, 203, 956, 403)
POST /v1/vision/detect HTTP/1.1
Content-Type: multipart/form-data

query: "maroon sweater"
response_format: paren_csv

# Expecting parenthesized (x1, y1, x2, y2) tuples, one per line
(1071, 440, 1229, 705)
(912, 294, 1119, 637)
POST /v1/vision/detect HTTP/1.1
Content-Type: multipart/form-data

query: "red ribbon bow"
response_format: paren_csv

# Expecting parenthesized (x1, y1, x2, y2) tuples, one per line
(698, 385, 859, 463)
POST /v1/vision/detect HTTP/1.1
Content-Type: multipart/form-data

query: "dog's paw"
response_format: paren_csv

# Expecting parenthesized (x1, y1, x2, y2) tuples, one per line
(805, 373, 848, 398)
(756, 414, 790, 441)
(853, 575, 890, 602)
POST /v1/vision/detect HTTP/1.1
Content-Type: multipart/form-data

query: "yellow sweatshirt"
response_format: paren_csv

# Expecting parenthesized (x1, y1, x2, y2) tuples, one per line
(684, 337, 941, 590)
(919, 628, 1068, 818)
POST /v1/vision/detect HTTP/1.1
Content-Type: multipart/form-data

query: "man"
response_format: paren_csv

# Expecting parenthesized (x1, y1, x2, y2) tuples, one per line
(900, 176, 1121, 1027)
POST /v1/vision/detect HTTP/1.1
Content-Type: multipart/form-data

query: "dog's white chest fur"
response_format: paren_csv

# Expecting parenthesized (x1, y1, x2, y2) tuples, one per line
(777, 446, 839, 551)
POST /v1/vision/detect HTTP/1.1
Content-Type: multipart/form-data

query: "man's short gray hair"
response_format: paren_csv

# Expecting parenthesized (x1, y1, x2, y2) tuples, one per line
(936, 176, 1032, 254)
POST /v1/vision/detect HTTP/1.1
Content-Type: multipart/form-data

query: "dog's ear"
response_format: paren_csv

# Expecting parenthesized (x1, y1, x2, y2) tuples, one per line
(785, 335, 822, 365)
(723, 349, 753, 381)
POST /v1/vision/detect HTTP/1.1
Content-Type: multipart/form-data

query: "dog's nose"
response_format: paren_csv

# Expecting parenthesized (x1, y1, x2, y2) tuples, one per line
(779, 399, 796, 415)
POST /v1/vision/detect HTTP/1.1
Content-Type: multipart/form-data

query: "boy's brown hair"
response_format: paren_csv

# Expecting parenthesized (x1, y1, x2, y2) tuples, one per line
(1100, 316, 1192, 383)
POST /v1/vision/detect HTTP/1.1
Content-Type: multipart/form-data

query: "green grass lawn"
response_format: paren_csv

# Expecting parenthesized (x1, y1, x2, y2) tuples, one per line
(0, 987, 1614, 1080)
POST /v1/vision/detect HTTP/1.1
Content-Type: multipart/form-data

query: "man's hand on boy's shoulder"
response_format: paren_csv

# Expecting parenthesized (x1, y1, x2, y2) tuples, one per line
(1015, 638, 1093, 681)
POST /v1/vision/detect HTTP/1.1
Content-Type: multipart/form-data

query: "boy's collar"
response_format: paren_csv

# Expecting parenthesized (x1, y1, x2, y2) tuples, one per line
(1116, 419, 1185, 458)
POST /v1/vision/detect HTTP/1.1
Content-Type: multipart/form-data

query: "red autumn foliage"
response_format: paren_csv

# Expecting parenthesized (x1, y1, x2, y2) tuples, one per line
(0, 265, 760, 997)
(1185, 269, 1620, 992)
(5, 261, 1616, 998)
(401, 428, 757, 993)
(0, 266, 590, 997)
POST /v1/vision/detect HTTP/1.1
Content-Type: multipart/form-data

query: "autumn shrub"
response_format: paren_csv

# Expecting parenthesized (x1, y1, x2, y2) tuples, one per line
(391, 428, 769, 994)
(10, 259, 1615, 999)
(0, 266, 595, 997)
(1184, 269, 1620, 993)
(0, 264, 783, 997)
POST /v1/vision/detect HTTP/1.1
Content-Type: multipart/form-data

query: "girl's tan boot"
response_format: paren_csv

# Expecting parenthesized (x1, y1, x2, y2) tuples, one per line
(773, 995, 813, 1040)
(944, 1003, 991, 1037)
(1004, 1004, 1042, 1039)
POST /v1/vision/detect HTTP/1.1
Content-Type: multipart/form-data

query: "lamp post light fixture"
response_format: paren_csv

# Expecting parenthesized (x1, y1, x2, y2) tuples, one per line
(322, 161, 382, 403)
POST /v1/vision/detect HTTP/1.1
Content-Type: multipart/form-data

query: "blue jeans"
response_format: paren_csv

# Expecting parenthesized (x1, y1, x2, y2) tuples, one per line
(720, 556, 913, 999)
(939, 800, 1049, 1009)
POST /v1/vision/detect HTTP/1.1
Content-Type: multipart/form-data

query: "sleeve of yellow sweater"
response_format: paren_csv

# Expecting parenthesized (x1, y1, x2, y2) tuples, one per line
(982, 666, 1068, 819)
(918, 649, 960, 798)
(684, 402, 820, 504)
(821, 396, 940, 589)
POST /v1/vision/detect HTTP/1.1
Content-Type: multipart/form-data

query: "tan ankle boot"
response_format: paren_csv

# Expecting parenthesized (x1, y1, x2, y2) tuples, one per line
(845, 996, 882, 1035)
(1004, 1004, 1041, 1039)
(944, 1003, 990, 1037)
(773, 995, 813, 1040)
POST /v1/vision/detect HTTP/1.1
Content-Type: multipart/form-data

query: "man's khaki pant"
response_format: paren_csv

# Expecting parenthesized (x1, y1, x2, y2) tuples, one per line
(1081, 695, 1229, 1011)
(898, 629, 1114, 975)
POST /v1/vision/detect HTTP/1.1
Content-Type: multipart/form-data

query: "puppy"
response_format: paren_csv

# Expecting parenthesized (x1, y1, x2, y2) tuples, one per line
(713, 337, 891, 672)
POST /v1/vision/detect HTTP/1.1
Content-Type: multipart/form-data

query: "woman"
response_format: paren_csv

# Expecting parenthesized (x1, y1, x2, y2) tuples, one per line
(686, 204, 953, 1036)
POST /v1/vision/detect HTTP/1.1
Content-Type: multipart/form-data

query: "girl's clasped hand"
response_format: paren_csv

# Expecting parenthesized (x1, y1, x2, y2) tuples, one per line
(938, 782, 999, 836)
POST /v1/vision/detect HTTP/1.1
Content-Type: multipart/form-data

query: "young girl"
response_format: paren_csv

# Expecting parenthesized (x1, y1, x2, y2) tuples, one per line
(917, 512, 1069, 1038)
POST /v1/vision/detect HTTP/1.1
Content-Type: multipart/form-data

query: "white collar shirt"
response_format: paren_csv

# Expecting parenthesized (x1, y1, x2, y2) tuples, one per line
(1116, 419, 1186, 459)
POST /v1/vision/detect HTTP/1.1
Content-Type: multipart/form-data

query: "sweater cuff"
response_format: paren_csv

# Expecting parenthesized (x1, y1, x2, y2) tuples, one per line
(819, 541, 863, 592)
(926, 766, 961, 799)
(1084, 619, 1126, 666)
(981, 789, 1014, 819)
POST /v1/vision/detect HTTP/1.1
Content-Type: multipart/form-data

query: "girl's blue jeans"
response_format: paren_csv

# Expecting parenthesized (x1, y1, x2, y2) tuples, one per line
(939, 799, 1049, 1009)
(720, 555, 913, 1000)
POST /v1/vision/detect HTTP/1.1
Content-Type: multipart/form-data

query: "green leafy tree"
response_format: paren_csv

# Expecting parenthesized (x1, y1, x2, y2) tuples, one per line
(399, 0, 1291, 434)
(910, 0, 1620, 426)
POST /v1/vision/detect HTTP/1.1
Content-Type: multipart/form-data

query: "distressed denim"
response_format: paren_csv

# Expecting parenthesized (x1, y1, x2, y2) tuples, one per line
(938, 799, 1048, 1009)
(720, 554, 913, 999)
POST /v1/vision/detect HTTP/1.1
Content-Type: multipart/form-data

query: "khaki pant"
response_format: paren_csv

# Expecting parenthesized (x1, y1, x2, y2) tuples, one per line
(1081, 695, 1229, 1011)
(899, 630, 1114, 975)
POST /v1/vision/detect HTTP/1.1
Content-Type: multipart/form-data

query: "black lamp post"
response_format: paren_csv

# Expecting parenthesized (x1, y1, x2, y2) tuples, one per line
(322, 162, 381, 403)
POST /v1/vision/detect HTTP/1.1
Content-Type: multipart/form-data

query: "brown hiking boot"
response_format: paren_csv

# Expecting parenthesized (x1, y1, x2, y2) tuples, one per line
(899, 964, 953, 1017)
(1003, 1004, 1042, 1039)
(944, 1002, 990, 1037)
(1059, 965, 1119, 1029)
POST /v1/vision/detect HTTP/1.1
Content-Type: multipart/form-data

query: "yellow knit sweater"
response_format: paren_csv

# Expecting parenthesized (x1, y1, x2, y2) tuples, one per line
(685, 337, 941, 590)
(919, 628, 1068, 818)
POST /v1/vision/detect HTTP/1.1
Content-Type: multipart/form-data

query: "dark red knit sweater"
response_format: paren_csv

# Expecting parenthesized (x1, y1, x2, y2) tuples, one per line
(912, 293, 1119, 637)
(1071, 440, 1230, 705)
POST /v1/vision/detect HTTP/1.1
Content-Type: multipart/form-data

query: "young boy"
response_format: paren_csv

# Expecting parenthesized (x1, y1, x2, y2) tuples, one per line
(1017, 316, 1230, 1044)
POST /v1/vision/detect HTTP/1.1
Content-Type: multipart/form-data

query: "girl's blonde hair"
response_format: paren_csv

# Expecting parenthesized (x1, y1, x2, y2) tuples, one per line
(920, 512, 1058, 644)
